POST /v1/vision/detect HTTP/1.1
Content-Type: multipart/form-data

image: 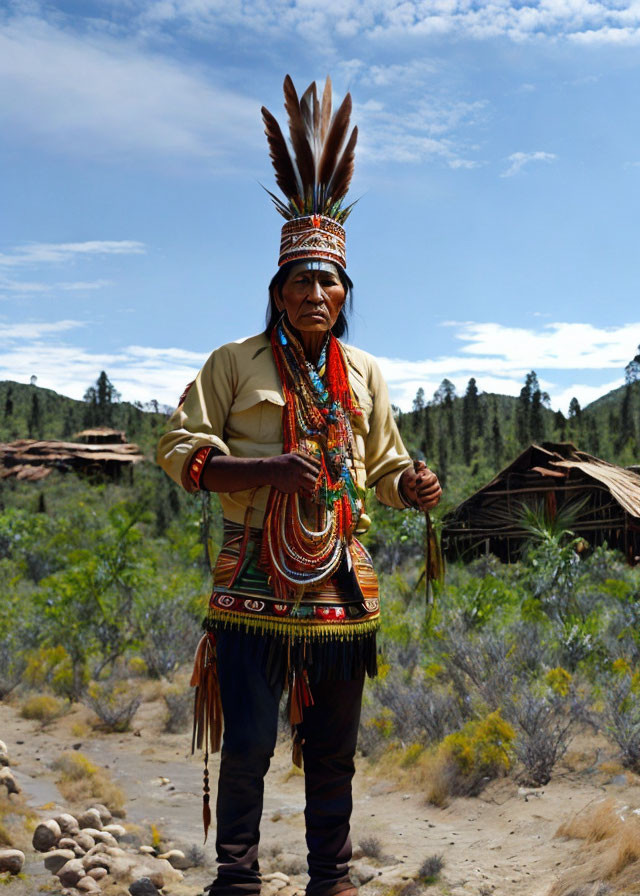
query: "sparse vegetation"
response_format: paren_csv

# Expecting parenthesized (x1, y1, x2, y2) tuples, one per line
(163, 687, 193, 733)
(20, 694, 66, 724)
(51, 751, 126, 816)
(86, 680, 141, 732)
(418, 853, 444, 883)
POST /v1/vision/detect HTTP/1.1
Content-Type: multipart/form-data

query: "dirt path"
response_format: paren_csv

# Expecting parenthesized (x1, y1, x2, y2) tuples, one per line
(1, 695, 637, 896)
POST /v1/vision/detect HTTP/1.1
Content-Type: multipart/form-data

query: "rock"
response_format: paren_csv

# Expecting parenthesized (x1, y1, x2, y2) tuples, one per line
(57, 857, 86, 887)
(56, 813, 80, 836)
(0, 767, 19, 794)
(104, 846, 127, 857)
(77, 877, 101, 893)
(103, 823, 126, 839)
(84, 844, 107, 857)
(268, 880, 287, 891)
(0, 739, 8, 764)
(139, 845, 156, 855)
(32, 819, 62, 852)
(74, 845, 86, 857)
(138, 858, 183, 888)
(59, 837, 78, 850)
(0, 849, 25, 874)
(129, 878, 161, 896)
(88, 867, 108, 881)
(157, 849, 190, 870)
(83, 854, 112, 872)
(264, 872, 291, 883)
(350, 862, 378, 885)
(78, 809, 103, 830)
(91, 804, 112, 824)
(44, 849, 77, 874)
(92, 830, 117, 846)
(75, 832, 96, 851)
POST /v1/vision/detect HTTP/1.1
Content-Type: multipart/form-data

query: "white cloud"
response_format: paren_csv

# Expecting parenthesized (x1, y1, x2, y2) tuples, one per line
(501, 150, 557, 177)
(130, 0, 640, 45)
(0, 14, 260, 165)
(0, 279, 112, 299)
(0, 320, 86, 342)
(0, 241, 145, 267)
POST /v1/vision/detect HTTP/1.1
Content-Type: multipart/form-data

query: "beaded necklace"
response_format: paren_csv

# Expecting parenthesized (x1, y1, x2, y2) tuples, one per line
(261, 317, 363, 601)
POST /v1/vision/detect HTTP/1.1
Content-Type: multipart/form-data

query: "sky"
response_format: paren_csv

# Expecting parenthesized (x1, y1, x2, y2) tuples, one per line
(2, 0, 640, 414)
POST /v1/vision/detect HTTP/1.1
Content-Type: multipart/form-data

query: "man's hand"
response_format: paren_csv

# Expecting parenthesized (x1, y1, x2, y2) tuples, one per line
(263, 452, 321, 494)
(400, 462, 442, 511)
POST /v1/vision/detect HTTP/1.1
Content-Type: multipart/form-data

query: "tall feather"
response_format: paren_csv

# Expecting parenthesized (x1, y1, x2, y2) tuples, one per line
(327, 125, 358, 204)
(261, 106, 301, 203)
(320, 76, 332, 144)
(317, 92, 352, 197)
(261, 74, 357, 218)
(300, 82, 319, 161)
(283, 75, 316, 196)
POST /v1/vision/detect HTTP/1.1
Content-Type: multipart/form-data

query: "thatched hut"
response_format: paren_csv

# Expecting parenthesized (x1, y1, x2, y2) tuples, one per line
(442, 442, 640, 564)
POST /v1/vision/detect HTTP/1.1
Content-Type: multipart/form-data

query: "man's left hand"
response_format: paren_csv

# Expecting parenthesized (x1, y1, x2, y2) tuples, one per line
(400, 462, 442, 511)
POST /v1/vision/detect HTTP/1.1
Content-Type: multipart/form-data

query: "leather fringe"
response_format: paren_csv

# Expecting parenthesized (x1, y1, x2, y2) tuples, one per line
(190, 632, 222, 842)
(288, 666, 314, 769)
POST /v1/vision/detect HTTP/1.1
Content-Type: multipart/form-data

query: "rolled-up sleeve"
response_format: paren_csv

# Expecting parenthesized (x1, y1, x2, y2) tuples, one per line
(363, 357, 413, 509)
(156, 345, 234, 492)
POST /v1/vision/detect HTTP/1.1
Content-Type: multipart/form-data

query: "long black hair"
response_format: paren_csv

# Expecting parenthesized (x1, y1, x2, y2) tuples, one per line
(265, 260, 354, 339)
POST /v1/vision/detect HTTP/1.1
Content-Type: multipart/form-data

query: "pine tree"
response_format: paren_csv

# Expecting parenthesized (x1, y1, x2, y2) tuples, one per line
(625, 345, 640, 384)
(28, 392, 41, 438)
(412, 387, 425, 431)
(515, 372, 539, 446)
(618, 384, 635, 450)
(84, 371, 121, 425)
(462, 377, 480, 464)
(491, 409, 504, 469)
(568, 397, 581, 420)
(4, 387, 13, 418)
(423, 405, 433, 456)
(554, 410, 567, 441)
(530, 387, 545, 442)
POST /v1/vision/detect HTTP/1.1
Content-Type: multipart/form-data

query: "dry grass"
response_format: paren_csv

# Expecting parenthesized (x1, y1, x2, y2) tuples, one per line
(51, 750, 126, 817)
(549, 800, 640, 895)
(20, 694, 66, 724)
(0, 789, 36, 851)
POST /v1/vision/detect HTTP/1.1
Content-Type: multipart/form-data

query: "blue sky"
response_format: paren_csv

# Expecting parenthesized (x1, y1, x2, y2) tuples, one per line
(2, 0, 640, 413)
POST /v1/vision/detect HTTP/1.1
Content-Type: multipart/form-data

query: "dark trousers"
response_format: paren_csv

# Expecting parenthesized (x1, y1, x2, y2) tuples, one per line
(209, 630, 364, 896)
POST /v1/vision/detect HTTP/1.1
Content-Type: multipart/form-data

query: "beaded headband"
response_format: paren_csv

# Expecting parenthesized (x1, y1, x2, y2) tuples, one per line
(261, 75, 357, 270)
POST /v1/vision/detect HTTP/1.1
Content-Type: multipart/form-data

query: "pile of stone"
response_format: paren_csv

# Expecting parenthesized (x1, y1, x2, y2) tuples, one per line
(0, 737, 27, 877)
(30, 804, 191, 895)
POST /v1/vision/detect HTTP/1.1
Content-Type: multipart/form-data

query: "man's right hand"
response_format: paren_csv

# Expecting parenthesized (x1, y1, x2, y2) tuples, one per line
(263, 452, 322, 494)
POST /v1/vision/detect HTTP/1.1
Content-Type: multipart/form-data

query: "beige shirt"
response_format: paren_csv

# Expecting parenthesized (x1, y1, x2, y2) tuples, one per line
(156, 333, 413, 531)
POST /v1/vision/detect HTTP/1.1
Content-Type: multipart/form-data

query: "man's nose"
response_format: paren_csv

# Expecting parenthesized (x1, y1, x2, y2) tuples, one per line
(308, 278, 325, 301)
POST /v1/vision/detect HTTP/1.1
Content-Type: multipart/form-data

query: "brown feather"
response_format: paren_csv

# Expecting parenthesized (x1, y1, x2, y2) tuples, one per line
(300, 81, 322, 162)
(320, 75, 332, 143)
(317, 91, 352, 191)
(283, 74, 316, 193)
(326, 125, 358, 204)
(261, 105, 300, 201)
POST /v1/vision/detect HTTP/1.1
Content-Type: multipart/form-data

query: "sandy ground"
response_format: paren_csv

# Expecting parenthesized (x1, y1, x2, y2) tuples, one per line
(1, 692, 639, 896)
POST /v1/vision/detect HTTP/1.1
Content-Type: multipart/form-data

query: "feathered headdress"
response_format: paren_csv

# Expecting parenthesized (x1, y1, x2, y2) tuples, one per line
(262, 75, 358, 270)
